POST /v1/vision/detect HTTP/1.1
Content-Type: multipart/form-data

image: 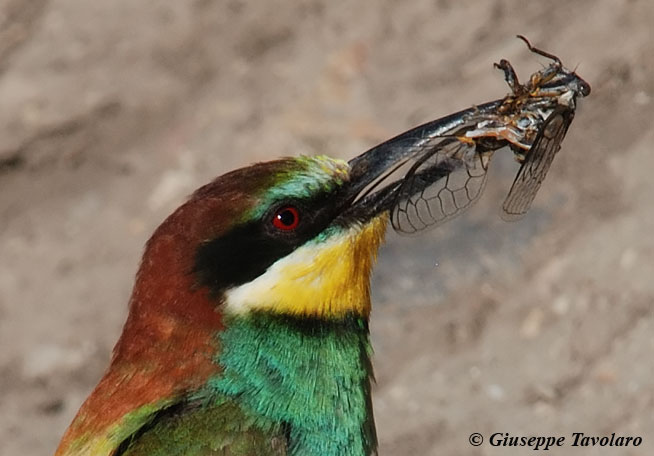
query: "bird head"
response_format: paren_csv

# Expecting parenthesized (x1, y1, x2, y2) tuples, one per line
(113, 144, 420, 388)
(55, 141, 415, 456)
(138, 151, 408, 325)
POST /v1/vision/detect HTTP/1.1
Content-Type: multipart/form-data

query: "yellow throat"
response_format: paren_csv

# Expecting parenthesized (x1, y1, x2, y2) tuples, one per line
(224, 215, 388, 319)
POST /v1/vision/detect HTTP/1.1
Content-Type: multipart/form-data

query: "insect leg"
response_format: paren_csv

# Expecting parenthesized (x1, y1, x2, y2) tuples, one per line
(494, 59, 522, 95)
(516, 35, 562, 66)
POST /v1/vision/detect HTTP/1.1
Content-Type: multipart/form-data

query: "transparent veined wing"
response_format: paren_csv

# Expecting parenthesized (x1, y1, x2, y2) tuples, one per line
(390, 137, 492, 234)
(501, 107, 575, 221)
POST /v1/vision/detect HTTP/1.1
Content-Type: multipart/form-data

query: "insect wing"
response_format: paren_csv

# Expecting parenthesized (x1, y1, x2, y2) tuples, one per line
(391, 139, 490, 234)
(501, 107, 574, 221)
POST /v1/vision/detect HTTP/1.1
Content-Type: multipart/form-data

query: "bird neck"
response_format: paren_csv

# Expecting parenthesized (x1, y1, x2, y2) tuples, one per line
(208, 311, 377, 456)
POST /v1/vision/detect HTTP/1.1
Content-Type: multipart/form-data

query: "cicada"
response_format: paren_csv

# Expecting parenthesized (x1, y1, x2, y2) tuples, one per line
(351, 36, 590, 234)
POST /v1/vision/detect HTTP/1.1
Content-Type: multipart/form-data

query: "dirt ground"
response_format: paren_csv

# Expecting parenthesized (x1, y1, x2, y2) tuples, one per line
(1, 1, 653, 455)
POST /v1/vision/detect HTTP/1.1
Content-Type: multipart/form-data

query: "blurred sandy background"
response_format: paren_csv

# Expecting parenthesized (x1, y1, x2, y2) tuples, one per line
(1, 1, 653, 455)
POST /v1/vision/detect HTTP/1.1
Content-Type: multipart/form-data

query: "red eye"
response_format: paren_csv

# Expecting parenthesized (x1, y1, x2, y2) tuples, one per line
(272, 206, 300, 231)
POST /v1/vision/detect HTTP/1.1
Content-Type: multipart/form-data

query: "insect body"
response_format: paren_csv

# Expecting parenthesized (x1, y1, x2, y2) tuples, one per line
(371, 36, 591, 233)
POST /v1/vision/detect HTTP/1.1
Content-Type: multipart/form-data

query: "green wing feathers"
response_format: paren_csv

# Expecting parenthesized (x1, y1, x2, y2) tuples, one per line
(115, 400, 287, 456)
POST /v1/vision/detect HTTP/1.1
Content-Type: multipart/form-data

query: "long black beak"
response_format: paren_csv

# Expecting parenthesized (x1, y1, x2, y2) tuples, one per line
(342, 100, 501, 221)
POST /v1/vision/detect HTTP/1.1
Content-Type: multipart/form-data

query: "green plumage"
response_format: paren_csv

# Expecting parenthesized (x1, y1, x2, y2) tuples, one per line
(245, 156, 348, 221)
(119, 401, 286, 455)
(212, 313, 377, 455)
(118, 312, 377, 456)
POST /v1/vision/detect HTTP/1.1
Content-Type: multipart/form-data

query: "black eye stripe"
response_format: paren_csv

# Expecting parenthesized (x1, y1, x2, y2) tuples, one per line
(193, 193, 341, 295)
(193, 221, 297, 294)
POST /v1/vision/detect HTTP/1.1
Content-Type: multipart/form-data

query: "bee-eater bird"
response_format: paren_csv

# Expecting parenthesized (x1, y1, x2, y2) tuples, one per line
(54, 127, 438, 456)
(55, 37, 589, 455)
